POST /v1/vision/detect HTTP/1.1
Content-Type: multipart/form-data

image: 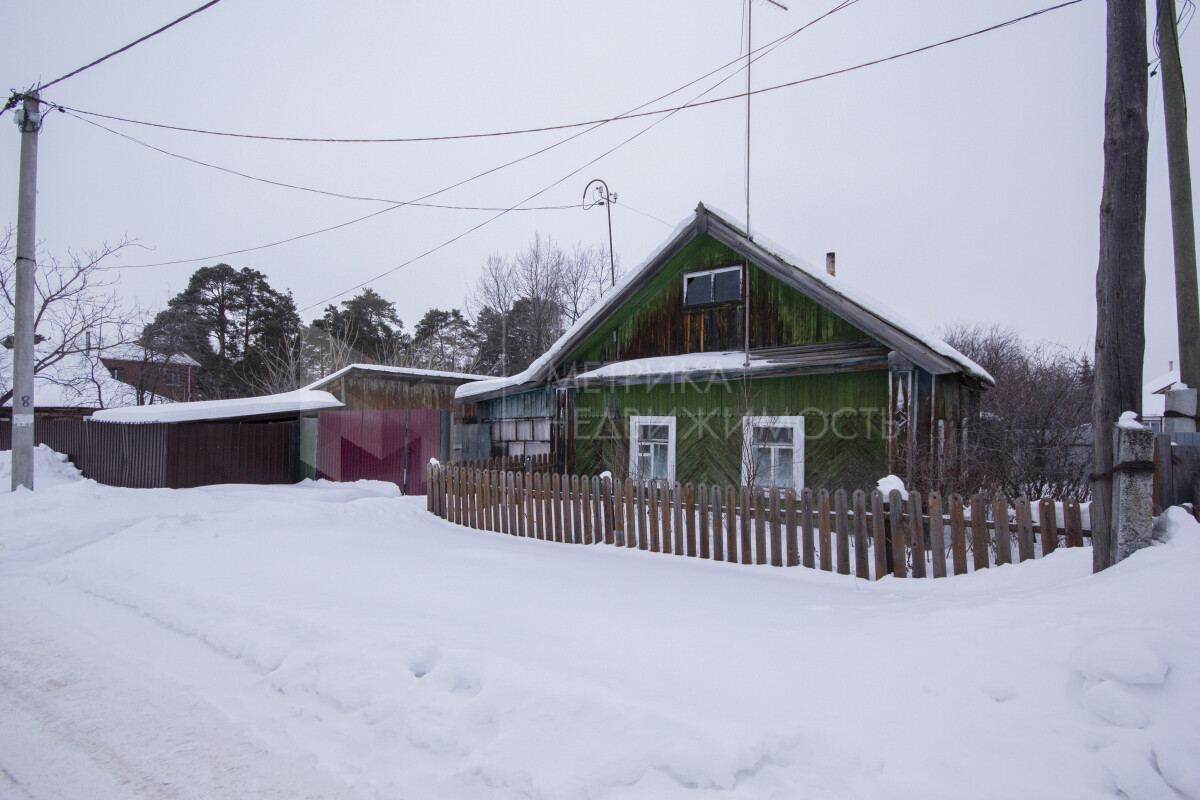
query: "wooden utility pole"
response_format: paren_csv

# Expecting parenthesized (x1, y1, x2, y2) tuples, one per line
(1158, 0, 1200, 388)
(1093, 1, 1149, 571)
(11, 92, 41, 491)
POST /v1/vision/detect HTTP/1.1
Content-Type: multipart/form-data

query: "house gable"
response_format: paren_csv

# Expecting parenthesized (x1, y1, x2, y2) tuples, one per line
(563, 233, 873, 371)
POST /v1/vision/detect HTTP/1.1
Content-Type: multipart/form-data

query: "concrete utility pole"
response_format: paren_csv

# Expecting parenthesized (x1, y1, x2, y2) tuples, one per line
(1157, 0, 1200, 390)
(11, 92, 41, 491)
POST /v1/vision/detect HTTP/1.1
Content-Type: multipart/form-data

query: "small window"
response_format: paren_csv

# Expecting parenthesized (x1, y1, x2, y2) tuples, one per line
(742, 416, 805, 490)
(164, 369, 180, 386)
(629, 415, 676, 482)
(683, 265, 742, 307)
(109, 366, 125, 380)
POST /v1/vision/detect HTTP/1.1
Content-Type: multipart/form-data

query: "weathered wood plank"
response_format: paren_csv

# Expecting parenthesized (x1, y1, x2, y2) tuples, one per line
(785, 489, 799, 567)
(910, 490, 926, 578)
(949, 494, 967, 575)
(1065, 500, 1084, 547)
(970, 494, 989, 570)
(649, 481, 662, 552)
(636, 480, 648, 550)
(889, 489, 907, 578)
(726, 485, 739, 563)
(509, 471, 519, 536)
(581, 475, 593, 545)
(551, 474, 562, 543)
(709, 485, 722, 560)
(593, 476, 605, 545)
(818, 489, 833, 572)
(697, 484, 709, 559)
(802, 488, 816, 569)
(1040, 497, 1057, 554)
(769, 488, 783, 567)
(871, 489, 887, 580)
(1015, 497, 1034, 562)
(853, 489, 870, 579)
(673, 482, 686, 556)
(834, 488, 850, 575)
(928, 492, 946, 578)
(754, 490, 767, 565)
(685, 484, 698, 557)
(993, 494, 1011, 565)
(741, 486, 754, 565)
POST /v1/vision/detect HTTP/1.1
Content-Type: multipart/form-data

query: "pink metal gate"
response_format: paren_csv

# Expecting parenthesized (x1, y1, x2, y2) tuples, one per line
(316, 409, 443, 494)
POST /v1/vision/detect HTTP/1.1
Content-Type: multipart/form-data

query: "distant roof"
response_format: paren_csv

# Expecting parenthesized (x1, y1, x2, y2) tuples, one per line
(1143, 369, 1182, 418)
(458, 202, 993, 402)
(305, 363, 488, 391)
(91, 389, 341, 423)
(1, 348, 143, 410)
(99, 343, 201, 367)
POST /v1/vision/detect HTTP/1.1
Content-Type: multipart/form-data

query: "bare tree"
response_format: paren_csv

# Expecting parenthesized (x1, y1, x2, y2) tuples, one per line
(468, 234, 623, 375)
(917, 323, 1094, 502)
(1, 230, 143, 407)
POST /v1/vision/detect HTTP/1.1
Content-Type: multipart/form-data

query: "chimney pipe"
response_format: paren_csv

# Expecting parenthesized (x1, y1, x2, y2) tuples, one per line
(1170, 360, 1175, 372)
(826, 252, 836, 277)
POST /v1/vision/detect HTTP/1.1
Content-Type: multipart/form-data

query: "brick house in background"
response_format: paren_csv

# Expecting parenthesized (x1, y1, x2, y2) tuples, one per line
(100, 345, 201, 404)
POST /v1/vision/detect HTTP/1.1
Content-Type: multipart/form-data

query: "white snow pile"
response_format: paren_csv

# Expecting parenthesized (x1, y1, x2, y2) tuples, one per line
(1118, 410, 1147, 430)
(875, 473, 909, 500)
(1, 443, 86, 489)
(1, 451, 1198, 800)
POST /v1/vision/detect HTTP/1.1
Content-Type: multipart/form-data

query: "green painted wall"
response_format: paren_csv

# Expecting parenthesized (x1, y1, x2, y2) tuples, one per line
(573, 371, 889, 491)
(566, 234, 872, 368)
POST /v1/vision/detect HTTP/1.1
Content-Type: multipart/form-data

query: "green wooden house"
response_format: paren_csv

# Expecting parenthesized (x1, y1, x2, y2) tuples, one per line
(455, 203, 993, 492)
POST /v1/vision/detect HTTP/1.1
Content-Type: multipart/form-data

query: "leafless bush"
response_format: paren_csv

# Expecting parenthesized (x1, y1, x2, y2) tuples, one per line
(918, 323, 1093, 501)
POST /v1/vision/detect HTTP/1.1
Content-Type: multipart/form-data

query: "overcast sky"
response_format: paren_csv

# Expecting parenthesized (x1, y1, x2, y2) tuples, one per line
(2, 0, 1196, 382)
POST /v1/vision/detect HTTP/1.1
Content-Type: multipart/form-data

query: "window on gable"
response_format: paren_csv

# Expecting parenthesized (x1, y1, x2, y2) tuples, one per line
(683, 265, 742, 308)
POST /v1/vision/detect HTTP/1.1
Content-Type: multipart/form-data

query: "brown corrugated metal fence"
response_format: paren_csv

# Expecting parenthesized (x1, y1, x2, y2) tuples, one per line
(0, 419, 298, 489)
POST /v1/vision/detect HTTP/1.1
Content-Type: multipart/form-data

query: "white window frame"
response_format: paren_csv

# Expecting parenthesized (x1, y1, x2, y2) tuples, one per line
(628, 415, 676, 483)
(682, 265, 743, 307)
(741, 415, 805, 490)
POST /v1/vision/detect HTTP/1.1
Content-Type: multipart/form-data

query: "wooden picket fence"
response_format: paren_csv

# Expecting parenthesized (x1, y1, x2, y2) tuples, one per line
(425, 464, 1091, 579)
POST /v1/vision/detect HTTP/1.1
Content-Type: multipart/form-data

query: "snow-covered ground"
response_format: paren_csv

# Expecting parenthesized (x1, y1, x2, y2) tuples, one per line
(2, 447, 1198, 800)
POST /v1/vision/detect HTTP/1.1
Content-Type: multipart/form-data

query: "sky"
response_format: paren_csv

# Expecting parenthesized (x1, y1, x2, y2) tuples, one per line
(0, 0, 1196, 384)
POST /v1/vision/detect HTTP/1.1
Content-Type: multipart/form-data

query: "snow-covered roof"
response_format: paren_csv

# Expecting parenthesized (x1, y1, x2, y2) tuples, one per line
(99, 343, 201, 367)
(305, 363, 488, 391)
(90, 389, 342, 423)
(1, 348, 143, 410)
(1143, 369, 1181, 418)
(567, 343, 889, 386)
(457, 203, 993, 402)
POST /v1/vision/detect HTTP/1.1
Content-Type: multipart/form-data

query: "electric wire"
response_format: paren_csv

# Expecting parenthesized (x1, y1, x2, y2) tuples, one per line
(52, 0, 1081, 145)
(3, 0, 223, 115)
(53, 3, 853, 144)
(99, 0, 852, 270)
(296, 1, 836, 314)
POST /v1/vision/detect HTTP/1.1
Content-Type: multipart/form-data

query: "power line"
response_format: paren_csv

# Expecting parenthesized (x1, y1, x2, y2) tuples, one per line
(297, 1, 842, 314)
(68, 109, 580, 210)
(7, 0, 222, 111)
(52, 0, 1082, 146)
(99, 0, 845, 271)
(52, 3, 850, 144)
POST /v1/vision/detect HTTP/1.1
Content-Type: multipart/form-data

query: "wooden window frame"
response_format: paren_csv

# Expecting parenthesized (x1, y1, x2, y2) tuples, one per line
(628, 414, 676, 483)
(682, 265, 743, 308)
(741, 415, 805, 490)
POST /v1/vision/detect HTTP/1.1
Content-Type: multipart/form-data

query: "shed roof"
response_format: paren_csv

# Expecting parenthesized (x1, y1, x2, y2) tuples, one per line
(457, 203, 993, 402)
(90, 389, 342, 423)
(305, 363, 488, 391)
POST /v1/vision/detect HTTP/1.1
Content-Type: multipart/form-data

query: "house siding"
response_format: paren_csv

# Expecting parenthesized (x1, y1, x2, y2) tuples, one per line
(573, 370, 889, 491)
(566, 234, 872, 368)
